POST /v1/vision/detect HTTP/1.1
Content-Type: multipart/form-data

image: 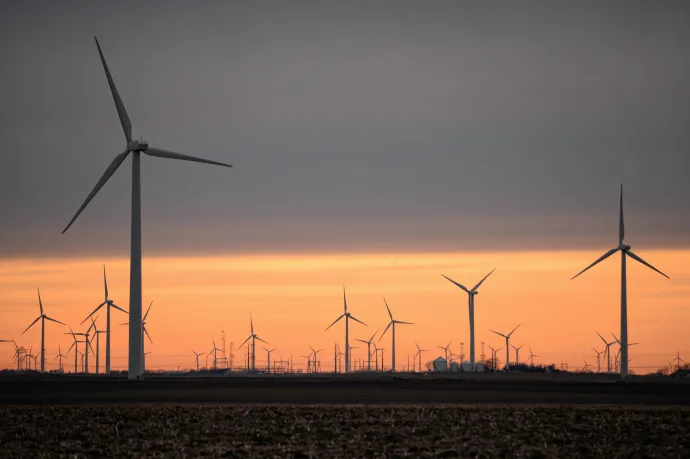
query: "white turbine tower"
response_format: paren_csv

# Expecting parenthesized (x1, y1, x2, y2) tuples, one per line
(82, 265, 128, 374)
(325, 286, 367, 373)
(378, 298, 413, 372)
(442, 269, 495, 368)
(240, 314, 267, 372)
(21, 288, 65, 372)
(572, 185, 669, 378)
(61, 37, 232, 380)
(354, 329, 378, 371)
(489, 325, 520, 371)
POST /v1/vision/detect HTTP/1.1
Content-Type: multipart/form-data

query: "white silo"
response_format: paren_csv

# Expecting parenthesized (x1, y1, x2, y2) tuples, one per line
(450, 362, 459, 372)
(474, 362, 485, 372)
(433, 357, 447, 372)
(461, 360, 473, 372)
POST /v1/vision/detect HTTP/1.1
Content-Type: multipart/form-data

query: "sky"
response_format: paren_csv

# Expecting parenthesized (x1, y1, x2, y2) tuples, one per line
(1, 1, 688, 373)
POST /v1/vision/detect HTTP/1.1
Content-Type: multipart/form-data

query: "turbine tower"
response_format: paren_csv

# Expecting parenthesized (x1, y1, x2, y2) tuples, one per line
(21, 288, 65, 373)
(354, 329, 378, 371)
(264, 347, 277, 374)
(442, 268, 495, 368)
(592, 347, 605, 373)
(61, 37, 232, 380)
(596, 331, 618, 373)
(511, 343, 524, 366)
(378, 298, 413, 372)
(571, 185, 669, 378)
(240, 314, 267, 371)
(89, 317, 107, 374)
(55, 345, 67, 372)
(191, 349, 202, 371)
(528, 346, 538, 367)
(489, 324, 520, 371)
(82, 265, 128, 374)
(325, 286, 366, 373)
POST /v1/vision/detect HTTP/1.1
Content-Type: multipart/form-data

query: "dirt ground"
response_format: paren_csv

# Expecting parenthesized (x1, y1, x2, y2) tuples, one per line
(1, 405, 688, 457)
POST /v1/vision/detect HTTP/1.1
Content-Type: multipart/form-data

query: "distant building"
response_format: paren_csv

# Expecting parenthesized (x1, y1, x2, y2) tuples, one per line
(432, 357, 447, 372)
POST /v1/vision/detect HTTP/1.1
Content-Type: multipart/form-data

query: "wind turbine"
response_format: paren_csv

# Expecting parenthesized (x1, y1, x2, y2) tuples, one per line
(592, 347, 605, 373)
(240, 314, 267, 372)
(21, 288, 65, 372)
(301, 353, 313, 373)
(325, 286, 367, 373)
(414, 341, 428, 372)
(528, 346, 538, 367)
(511, 344, 524, 366)
(571, 185, 669, 378)
(355, 328, 379, 371)
(438, 342, 451, 370)
(583, 360, 592, 372)
(61, 37, 232, 380)
(264, 346, 277, 374)
(612, 335, 637, 373)
(81, 265, 128, 374)
(442, 268, 495, 368)
(89, 317, 106, 374)
(310, 346, 324, 373)
(378, 298, 413, 372)
(489, 325, 520, 371)
(596, 331, 618, 372)
(347, 344, 359, 372)
(65, 327, 86, 373)
(191, 350, 202, 371)
(334, 343, 344, 373)
(488, 345, 502, 371)
(55, 345, 67, 372)
(121, 301, 153, 373)
(670, 349, 685, 373)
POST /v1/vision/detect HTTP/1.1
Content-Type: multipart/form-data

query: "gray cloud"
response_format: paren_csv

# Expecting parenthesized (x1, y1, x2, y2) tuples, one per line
(1, 1, 689, 257)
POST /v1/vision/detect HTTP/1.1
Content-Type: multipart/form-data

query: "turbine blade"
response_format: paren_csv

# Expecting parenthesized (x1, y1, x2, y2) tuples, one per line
(103, 265, 109, 300)
(62, 150, 130, 233)
(144, 301, 153, 320)
(507, 324, 521, 337)
(143, 147, 232, 168)
(571, 248, 619, 280)
(94, 37, 132, 142)
(395, 321, 414, 325)
(21, 316, 41, 335)
(596, 331, 607, 344)
(383, 298, 393, 320)
(619, 184, 625, 245)
(110, 303, 128, 314)
(343, 285, 347, 314)
(37, 288, 43, 315)
(250, 313, 254, 334)
(471, 268, 496, 291)
(349, 315, 367, 326)
(45, 316, 66, 326)
(379, 322, 392, 341)
(325, 314, 344, 331)
(369, 328, 379, 342)
(626, 251, 670, 279)
(415, 341, 420, 350)
(354, 339, 368, 344)
(144, 326, 153, 344)
(239, 335, 252, 347)
(81, 302, 106, 325)
(441, 274, 469, 293)
(489, 329, 506, 338)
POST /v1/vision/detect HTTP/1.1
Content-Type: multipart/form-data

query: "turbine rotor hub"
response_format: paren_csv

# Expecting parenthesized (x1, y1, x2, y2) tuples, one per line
(620, 243, 631, 251)
(127, 140, 148, 151)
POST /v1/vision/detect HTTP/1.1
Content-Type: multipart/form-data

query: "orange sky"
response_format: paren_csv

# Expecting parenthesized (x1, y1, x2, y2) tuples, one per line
(1, 249, 687, 374)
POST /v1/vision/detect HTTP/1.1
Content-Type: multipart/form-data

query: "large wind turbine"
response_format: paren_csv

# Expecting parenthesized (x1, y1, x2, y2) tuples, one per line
(82, 265, 128, 374)
(571, 185, 669, 378)
(489, 324, 520, 371)
(61, 37, 232, 380)
(354, 328, 378, 371)
(21, 288, 65, 372)
(325, 286, 367, 373)
(240, 314, 267, 371)
(378, 298, 413, 372)
(442, 269, 495, 368)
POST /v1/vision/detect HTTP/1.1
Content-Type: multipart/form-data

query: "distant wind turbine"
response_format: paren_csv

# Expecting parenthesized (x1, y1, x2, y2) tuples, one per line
(191, 349, 202, 371)
(438, 342, 452, 370)
(571, 185, 669, 378)
(355, 329, 379, 371)
(325, 286, 367, 373)
(240, 314, 267, 372)
(442, 268, 495, 368)
(55, 345, 67, 372)
(61, 37, 232, 380)
(89, 316, 107, 374)
(121, 301, 154, 373)
(592, 347, 605, 373)
(596, 331, 618, 372)
(489, 325, 520, 371)
(511, 344, 524, 366)
(414, 341, 428, 372)
(264, 346, 277, 374)
(81, 265, 128, 374)
(378, 298, 413, 372)
(21, 288, 65, 372)
(528, 346, 538, 367)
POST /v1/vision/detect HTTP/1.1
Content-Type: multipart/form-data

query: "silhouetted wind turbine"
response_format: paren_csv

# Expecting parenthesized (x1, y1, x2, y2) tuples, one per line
(511, 343, 524, 366)
(442, 268, 495, 368)
(355, 328, 378, 371)
(438, 342, 451, 369)
(489, 325, 520, 371)
(81, 265, 128, 374)
(240, 314, 267, 371)
(89, 316, 106, 374)
(21, 288, 65, 372)
(61, 37, 232, 380)
(191, 349, 202, 371)
(325, 286, 366, 373)
(264, 346, 277, 374)
(55, 345, 67, 372)
(596, 331, 617, 372)
(414, 341, 428, 372)
(572, 185, 669, 378)
(528, 346, 538, 367)
(592, 347, 605, 373)
(378, 298, 413, 371)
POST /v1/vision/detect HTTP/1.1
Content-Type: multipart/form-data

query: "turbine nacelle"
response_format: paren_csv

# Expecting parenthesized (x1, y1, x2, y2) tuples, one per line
(620, 243, 631, 251)
(127, 140, 148, 151)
